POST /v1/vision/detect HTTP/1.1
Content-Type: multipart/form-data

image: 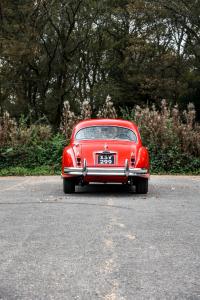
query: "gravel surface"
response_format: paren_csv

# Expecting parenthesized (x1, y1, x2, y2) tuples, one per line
(0, 176, 200, 300)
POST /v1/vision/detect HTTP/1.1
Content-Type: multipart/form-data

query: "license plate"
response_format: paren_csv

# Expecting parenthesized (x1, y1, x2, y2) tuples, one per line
(98, 154, 114, 165)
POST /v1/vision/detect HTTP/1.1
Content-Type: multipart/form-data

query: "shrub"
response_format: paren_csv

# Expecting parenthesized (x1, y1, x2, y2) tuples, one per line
(121, 100, 200, 156)
(0, 133, 66, 173)
(0, 111, 17, 147)
(97, 95, 117, 119)
(120, 100, 200, 173)
(0, 112, 53, 147)
(60, 101, 78, 139)
(80, 100, 92, 120)
(0, 113, 66, 174)
(60, 95, 117, 140)
(0, 100, 200, 175)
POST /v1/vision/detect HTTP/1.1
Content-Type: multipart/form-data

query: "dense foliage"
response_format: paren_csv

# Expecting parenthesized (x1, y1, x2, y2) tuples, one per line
(1, 0, 200, 127)
(121, 101, 200, 174)
(1, 1, 200, 175)
(0, 100, 200, 175)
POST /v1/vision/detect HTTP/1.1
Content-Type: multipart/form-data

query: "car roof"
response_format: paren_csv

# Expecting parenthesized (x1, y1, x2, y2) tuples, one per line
(73, 118, 138, 133)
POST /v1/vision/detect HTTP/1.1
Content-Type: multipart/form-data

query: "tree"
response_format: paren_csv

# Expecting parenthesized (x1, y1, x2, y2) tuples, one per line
(1, 0, 200, 124)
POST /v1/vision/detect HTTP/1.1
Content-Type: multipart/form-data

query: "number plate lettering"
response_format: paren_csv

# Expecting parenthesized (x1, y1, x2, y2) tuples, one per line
(98, 154, 114, 164)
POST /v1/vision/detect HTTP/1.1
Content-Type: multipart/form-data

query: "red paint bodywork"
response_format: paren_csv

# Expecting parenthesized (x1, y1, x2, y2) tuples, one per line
(62, 119, 150, 183)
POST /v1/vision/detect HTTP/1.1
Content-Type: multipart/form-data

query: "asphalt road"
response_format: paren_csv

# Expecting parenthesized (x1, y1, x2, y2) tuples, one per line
(0, 176, 200, 300)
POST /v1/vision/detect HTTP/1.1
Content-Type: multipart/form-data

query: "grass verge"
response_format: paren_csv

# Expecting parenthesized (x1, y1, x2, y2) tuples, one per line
(0, 166, 61, 176)
(0, 166, 199, 176)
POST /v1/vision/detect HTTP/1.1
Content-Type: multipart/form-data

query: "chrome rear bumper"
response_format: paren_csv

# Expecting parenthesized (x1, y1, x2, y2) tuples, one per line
(64, 159, 148, 177)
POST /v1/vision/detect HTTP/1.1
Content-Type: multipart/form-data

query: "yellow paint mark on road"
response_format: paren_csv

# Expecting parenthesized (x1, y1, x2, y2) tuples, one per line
(104, 239, 114, 249)
(107, 198, 114, 206)
(125, 234, 136, 240)
(103, 199, 127, 300)
(111, 217, 117, 225)
(104, 258, 114, 274)
(115, 223, 125, 228)
(100, 258, 115, 275)
(104, 292, 117, 300)
(104, 280, 125, 300)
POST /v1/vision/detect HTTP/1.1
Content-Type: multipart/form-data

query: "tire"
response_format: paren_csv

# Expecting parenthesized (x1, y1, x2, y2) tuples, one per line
(63, 179, 75, 194)
(135, 178, 148, 194)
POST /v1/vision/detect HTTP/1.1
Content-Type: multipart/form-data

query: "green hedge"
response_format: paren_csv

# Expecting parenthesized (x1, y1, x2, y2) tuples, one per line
(150, 146, 200, 175)
(0, 134, 66, 175)
(0, 136, 200, 175)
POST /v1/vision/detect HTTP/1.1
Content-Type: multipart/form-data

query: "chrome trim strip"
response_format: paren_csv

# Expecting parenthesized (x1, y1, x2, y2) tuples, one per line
(125, 159, 129, 177)
(63, 167, 148, 176)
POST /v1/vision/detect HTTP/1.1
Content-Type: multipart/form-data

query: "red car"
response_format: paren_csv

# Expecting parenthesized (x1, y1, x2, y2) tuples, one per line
(62, 119, 150, 194)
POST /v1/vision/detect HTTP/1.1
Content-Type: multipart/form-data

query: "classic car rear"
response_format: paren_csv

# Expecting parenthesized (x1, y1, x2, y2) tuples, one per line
(62, 119, 150, 194)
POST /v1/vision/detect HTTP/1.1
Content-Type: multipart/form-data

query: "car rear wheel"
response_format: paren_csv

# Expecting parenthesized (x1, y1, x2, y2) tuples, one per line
(135, 178, 148, 194)
(63, 179, 75, 194)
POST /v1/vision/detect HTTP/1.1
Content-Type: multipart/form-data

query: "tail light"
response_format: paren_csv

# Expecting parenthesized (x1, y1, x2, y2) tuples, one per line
(131, 157, 135, 167)
(76, 157, 81, 166)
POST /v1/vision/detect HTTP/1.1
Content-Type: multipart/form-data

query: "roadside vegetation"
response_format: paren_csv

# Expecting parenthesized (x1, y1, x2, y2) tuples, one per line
(0, 98, 200, 176)
(1, 1, 200, 126)
(1, 1, 200, 175)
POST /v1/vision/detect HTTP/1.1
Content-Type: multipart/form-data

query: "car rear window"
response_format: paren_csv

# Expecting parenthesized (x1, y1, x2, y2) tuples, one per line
(75, 126, 137, 142)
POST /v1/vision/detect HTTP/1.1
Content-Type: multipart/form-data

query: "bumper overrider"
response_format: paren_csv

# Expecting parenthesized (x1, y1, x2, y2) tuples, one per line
(63, 159, 148, 177)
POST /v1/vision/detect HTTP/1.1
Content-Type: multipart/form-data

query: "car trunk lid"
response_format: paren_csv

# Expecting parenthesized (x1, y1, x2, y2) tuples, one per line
(73, 140, 137, 167)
